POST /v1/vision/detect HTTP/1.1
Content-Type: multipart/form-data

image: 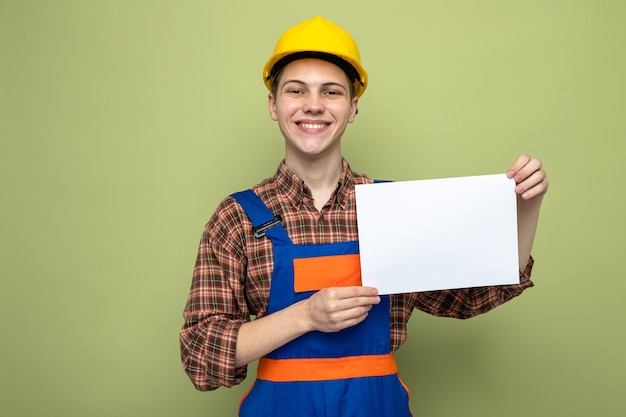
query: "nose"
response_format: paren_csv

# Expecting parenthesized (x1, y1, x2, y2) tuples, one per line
(303, 93, 324, 114)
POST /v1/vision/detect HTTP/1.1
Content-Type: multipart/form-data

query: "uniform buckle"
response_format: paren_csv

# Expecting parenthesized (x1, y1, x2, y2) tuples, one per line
(253, 215, 283, 238)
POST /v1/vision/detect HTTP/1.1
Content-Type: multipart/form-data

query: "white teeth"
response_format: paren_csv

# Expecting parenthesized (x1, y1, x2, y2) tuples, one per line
(300, 123, 326, 129)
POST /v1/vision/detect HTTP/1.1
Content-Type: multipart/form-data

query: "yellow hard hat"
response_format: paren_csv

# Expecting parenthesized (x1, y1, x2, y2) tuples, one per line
(263, 16, 368, 97)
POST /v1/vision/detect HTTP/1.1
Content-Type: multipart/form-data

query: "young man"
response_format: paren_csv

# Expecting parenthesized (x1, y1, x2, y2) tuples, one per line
(180, 16, 548, 416)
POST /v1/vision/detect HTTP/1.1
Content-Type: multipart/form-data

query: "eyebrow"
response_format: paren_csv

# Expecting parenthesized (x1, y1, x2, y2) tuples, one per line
(281, 79, 348, 91)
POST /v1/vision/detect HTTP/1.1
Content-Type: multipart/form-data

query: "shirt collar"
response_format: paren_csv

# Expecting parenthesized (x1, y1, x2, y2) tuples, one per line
(274, 159, 355, 210)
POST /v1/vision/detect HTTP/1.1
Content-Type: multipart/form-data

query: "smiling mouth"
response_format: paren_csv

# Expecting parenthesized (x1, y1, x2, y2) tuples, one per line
(298, 122, 329, 130)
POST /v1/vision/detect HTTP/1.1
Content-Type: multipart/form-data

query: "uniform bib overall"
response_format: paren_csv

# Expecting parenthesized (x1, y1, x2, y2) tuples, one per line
(233, 190, 412, 417)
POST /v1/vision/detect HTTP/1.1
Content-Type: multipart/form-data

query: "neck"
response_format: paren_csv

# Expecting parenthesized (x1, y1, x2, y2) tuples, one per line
(285, 154, 343, 211)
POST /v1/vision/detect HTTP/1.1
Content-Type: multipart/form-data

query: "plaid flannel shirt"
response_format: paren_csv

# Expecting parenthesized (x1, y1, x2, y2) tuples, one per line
(180, 159, 534, 391)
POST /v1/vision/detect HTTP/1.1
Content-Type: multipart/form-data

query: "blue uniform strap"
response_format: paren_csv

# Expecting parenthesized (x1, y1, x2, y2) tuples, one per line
(231, 190, 291, 245)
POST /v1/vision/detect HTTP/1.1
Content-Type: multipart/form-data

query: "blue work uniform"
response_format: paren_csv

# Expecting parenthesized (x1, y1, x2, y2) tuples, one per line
(233, 189, 412, 417)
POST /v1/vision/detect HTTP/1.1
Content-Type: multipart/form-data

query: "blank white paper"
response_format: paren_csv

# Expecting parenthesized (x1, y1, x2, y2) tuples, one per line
(355, 174, 519, 294)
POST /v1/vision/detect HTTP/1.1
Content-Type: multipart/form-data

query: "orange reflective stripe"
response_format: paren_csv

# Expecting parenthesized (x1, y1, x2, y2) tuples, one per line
(257, 354, 397, 382)
(293, 254, 361, 293)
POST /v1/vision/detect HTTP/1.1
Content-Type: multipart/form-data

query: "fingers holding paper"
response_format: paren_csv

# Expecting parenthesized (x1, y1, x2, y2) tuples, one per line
(506, 154, 549, 201)
(305, 286, 381, 333)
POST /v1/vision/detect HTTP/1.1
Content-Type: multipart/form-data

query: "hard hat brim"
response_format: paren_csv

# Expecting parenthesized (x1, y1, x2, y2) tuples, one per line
(263, 51, 368, 97)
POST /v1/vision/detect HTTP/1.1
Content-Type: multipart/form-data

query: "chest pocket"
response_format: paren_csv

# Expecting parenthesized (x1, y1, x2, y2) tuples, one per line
(293, 254, 362, 293)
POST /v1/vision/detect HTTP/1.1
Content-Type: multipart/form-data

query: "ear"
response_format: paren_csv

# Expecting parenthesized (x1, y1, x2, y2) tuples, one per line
(348, 96, 359, 123)
(268, 93, 278, 121)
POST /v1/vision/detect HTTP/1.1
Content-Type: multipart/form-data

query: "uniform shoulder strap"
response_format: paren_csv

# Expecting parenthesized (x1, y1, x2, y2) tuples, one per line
(230, 190, 291, 245)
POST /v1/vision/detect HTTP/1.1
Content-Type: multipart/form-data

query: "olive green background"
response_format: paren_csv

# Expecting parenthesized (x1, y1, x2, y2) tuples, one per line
(1, 0, 624, 416)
